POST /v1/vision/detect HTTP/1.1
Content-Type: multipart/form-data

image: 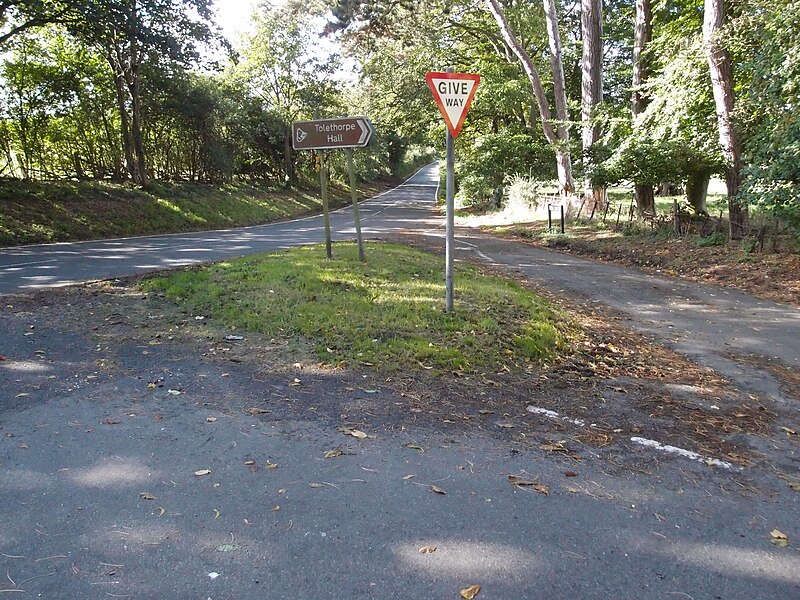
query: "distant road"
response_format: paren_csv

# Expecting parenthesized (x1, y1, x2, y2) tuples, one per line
(0, 165, 442, 295)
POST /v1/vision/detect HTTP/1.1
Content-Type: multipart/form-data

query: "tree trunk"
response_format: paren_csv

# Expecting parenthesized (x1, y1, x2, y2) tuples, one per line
(110, 64, 136, 183)
(127, 1, 147, 186)
(686, 168, 711, 214)
(581, 0, 603, 205)
(485, 0, 575, 195)
(703, 0, 747, 238)
(542, 0, 575, 195)
(633, 0, 655, 217)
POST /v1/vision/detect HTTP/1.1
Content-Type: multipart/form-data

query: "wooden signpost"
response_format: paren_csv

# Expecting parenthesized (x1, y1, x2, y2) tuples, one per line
(291, 116, 375, 260)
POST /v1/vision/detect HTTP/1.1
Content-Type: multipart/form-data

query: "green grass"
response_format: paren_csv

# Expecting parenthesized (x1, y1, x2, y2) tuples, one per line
(0, 178, 393, 247)
(143, 242, 568, 374)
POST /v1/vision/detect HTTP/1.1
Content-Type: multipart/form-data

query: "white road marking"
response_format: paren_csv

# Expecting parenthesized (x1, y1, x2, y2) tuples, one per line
(630, 437, 734, 469)
(526, 404, 736, 469)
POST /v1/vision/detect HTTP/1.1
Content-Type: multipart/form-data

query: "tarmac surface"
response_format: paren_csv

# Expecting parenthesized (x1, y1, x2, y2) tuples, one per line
(1, 164, 798, 599)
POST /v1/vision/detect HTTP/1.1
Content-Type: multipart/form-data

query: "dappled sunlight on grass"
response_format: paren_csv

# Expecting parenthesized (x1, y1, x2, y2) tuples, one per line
(143, 242, 568, 374)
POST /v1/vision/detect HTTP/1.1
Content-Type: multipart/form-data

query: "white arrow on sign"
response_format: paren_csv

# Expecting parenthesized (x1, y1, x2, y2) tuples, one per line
(357, 119, 373, 145)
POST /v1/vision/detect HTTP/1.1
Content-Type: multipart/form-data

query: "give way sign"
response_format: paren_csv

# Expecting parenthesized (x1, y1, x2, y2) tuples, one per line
(425, 72, 480, 138)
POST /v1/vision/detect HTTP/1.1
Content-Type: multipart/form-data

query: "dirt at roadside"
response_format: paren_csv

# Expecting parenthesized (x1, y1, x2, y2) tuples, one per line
(488, 224, 800, 308)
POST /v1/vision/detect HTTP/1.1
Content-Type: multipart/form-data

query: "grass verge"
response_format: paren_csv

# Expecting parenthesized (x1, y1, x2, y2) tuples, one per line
(0, 178, 396, 247)
(143, 241, 569, 374)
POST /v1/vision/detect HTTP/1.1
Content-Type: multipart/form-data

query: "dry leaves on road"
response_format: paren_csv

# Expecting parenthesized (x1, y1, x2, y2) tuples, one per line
(430, 485, 447, 495)
(507, 475, 550, 495)
(460, 584, 481, 599)
(194, 469, 212, 477)
(324, 449, 344, 459)
(418, 545, 437, 554)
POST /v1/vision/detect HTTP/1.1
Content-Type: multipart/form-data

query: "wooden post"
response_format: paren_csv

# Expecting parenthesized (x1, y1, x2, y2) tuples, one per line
(346, 148, 365, 261)
(319, 150, 332, 258)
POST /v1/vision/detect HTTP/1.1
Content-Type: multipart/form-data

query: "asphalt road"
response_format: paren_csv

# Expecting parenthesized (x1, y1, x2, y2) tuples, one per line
(0, 167, 442, 293)
(1, 163, 799, 599)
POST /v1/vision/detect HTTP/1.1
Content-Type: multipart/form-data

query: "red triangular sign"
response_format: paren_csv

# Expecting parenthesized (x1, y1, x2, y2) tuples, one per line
(426, 72, 480, 138)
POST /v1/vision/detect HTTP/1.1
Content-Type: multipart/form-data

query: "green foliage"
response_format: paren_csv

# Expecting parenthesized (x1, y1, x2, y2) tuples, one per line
(695, 231, 727, 247)
(145, 242, 567, 373)
(504, 174, 541, 213)
(737, 0, 800, 227)
(457, 131, 553, 204)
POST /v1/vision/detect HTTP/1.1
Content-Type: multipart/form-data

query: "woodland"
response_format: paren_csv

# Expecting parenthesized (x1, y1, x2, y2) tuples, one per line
(0, 0, 798, 243)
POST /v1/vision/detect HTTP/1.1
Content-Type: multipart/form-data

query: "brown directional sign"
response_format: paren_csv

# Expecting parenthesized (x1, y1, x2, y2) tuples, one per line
(292, 117, 374, 151)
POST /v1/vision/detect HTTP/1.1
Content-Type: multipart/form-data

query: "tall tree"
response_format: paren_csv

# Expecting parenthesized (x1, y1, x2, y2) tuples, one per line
(581, 0, 603, 205)
(62, 0, 223, 184)
(485, 0, 575, 195)
(631, 0, 654, 216)
(237, 2, 340, 185)
(703, 0, 747, 238)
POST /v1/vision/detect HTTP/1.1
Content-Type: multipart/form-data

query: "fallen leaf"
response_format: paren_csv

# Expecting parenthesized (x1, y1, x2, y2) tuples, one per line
(460, 584, 481, 599)
(402, 474, 416, 480)
(213, 509, 221, 519)
(402, 443, 425, 452)
(309, 482, 325, 488)
(345, 429, 368, 439)
(157, 507, 166, 516)
(770, 529, 789, 547)
(430, 485, 446, 495)
(788, 482, 800, 492)
(247, 407, 269, 415)
(418, 545, 437, 554)
(244, 460, 256, 466)
(566, 486, 580, 493)
(781, 427, 797, 436)
(139, 492, 156, 500)
(216, 544, 237, 552)
(271, 505, 280, 512)
(206, 416, 218, 423)
(194, 469, 212, 477)
(478, 410, 494, 415)
(290, 378, 302, 387)
(146, 382, 156, 390)
(564, 470, 578, 477)
(507, 476, 549, 495)
(153, 414, 163, 421)
(265, 462, 278, 469)
(496, 422, 515, 429)
(167, 389, 181, 396)
(104, 418, 121, 425)
(324, 449, 344, 459)
(507, 475, 537, 486)
(361, 389, 379, 394)
(19, 443, 28, 449)
(539, 443, 568, 452)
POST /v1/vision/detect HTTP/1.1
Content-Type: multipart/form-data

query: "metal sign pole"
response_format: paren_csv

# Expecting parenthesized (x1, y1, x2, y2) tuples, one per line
(445, 114, 455, 313)
(346, 148, 365, 261)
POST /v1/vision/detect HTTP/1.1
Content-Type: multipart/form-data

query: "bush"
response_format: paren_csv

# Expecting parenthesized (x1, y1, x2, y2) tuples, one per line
(504, 174, 540, 214)
(695, 231, 727, 247)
